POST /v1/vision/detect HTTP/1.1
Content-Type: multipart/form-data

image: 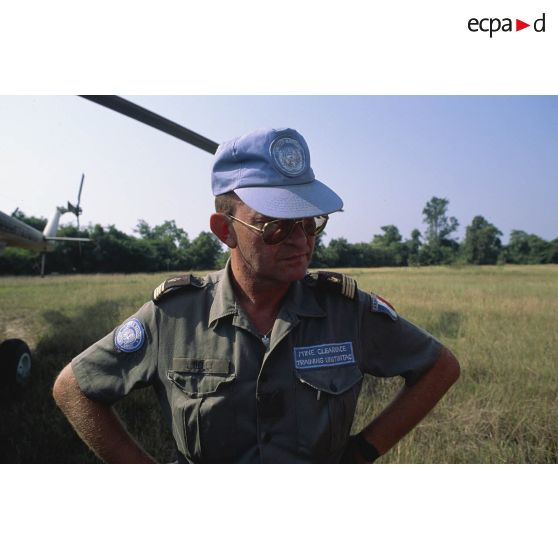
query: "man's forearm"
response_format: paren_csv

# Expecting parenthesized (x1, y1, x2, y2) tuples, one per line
(361, 347, 460, 458)
(53, 364, 156, 464)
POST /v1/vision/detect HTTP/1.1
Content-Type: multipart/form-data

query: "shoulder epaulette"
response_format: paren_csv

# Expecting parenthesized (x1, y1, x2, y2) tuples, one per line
(152, 273, 205, 303)
(304, 271, 357, 300)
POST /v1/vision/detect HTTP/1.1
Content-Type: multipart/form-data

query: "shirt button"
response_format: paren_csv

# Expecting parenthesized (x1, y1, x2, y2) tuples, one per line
(261, 432, 271, 443)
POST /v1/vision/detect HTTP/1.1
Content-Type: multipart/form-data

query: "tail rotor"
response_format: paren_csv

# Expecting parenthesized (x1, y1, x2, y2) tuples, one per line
(67, 173, 85, 229)
(76, 173, 84, 231)
(66, 173, 85, 257)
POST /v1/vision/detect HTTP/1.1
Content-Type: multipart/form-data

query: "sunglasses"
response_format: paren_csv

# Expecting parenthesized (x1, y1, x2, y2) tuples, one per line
(227, 214, 328, 245)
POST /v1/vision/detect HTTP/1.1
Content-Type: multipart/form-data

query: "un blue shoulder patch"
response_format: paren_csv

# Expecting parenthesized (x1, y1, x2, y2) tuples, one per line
(114, 318, 145, 353)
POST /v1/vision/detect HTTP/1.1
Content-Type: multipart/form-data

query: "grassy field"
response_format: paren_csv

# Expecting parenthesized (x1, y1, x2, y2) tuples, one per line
(1, 265, 557, 463)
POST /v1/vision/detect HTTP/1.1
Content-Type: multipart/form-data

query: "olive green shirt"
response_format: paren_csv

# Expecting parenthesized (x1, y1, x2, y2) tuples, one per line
(72, 262, 442, 463)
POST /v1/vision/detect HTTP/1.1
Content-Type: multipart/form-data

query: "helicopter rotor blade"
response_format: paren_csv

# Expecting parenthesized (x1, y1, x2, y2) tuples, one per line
(79, 96, 219, 154)
(75, 173, 84, 256)
(77, 173, 84, 208)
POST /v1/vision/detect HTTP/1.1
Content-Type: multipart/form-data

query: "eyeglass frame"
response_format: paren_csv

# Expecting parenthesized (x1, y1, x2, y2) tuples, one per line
(226, 213, 329, 245)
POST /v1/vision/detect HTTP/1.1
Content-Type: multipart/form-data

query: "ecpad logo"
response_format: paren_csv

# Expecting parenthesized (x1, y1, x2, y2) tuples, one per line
(468, 13, 546, 38)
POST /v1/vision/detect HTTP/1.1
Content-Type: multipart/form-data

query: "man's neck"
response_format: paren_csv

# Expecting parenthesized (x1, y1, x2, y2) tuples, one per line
(229, 259, 292, 335)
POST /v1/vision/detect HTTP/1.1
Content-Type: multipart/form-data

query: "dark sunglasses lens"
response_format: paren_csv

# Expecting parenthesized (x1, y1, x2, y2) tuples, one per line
(262, 216, 329, 244)
(262, 221, 291, 244)
(313, 216, 328, 235)
(304, 216, 330, 235)
(298, 218, 315, 236)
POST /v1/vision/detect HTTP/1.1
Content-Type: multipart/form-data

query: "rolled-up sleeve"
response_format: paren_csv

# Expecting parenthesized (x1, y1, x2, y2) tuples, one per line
(71, 301, 159, 404)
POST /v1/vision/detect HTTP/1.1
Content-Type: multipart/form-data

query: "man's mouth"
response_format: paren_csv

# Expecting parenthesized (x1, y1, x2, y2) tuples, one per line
(283, 253, 308, 261)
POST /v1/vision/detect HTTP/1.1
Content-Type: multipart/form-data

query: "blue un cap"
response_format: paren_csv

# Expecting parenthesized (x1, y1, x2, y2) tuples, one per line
(211, 128, 343, 219)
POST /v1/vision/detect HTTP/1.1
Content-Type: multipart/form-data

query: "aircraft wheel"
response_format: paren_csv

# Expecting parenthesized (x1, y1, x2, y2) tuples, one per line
(0, 339, 32, 389)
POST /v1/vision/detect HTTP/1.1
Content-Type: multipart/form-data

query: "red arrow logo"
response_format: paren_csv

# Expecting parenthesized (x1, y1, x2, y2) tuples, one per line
(516, 19, 530, 31)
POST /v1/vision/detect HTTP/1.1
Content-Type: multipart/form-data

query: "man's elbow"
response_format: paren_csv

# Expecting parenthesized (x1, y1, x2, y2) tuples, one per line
(441, 346, 460, 387)
(52, 363, 77, 410)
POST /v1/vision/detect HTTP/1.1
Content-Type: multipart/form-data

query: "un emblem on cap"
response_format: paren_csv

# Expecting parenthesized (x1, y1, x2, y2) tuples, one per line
(114, 318, 145, 353)
(270, 136, 306, 177)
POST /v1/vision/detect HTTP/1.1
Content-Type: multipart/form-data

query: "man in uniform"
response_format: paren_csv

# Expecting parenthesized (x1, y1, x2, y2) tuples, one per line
(53, 127, 460, 464)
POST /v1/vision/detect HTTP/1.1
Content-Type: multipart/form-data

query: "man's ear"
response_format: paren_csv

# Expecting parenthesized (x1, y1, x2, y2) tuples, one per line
(210, 213, 237, 248)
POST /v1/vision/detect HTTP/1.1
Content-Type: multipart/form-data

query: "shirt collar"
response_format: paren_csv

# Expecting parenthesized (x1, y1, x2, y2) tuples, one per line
(208, 259, 238, 327)
(208, 260, 326, 327)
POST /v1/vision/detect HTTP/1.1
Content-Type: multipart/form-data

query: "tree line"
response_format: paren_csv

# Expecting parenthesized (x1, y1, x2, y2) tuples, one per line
(313, 198, 557, 267)
(1, 197, 556, 275)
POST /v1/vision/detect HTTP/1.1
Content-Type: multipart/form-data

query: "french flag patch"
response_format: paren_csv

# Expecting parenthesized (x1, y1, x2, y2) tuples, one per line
(370, 293, 398, 321)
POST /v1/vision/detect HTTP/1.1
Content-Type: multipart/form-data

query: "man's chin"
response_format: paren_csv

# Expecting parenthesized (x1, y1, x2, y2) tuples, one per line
(281, 260, 310, 281)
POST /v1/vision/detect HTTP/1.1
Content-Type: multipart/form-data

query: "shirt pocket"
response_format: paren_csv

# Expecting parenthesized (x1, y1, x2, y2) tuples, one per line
(295, 365, 363, 396)
(167, 357, 235, 397)
(295, 365, 363, 460)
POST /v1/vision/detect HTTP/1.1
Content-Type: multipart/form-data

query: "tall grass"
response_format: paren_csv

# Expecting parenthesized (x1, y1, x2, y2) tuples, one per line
(350, 265, 558, 463)
(0, 272, 177, 463)
(1, 265, 556, 463)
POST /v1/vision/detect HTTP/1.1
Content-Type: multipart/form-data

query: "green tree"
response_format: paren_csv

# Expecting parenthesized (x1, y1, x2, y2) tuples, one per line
(186, 232, 223, 270)
(310, 233, 328, 268)
(136, 219, 188, 247)
(320, 237, 360, 267)
(352, 242, 384, 266)
(134, 219, 154, 240)
(373, 225, 402, 245)
(505, 230, 550, 264)
(85, 224, 158, 273)
(462, 215, 502, 264)
(135, 219, 191, 271)
(422, 197, 459, 246)
(215, 249, 231, 269)
(48, 223, 92, 273)
(0, 247, 39, 275)
(10, 209, 47, 232)
(406, 229, 422, 266)
(421, 197, 460, 264)
(371, 225, 408, 266)
(547, 238, 558, 264)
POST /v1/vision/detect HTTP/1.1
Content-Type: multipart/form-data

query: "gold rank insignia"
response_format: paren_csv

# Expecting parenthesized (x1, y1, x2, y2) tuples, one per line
(152, 274, 204, 303)
(306, 271, 357, 300)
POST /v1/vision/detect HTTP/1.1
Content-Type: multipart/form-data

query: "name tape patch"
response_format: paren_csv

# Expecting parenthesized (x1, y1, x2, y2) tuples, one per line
(294, 342, 355, 369)
(114, 318, 145, 353)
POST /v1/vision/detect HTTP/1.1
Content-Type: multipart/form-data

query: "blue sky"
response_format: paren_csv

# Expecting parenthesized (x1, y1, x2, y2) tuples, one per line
(1, 95, 556, 244)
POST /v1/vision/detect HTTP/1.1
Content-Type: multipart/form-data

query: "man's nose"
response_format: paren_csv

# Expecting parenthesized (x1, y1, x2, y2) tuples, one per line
(285, 221, 311, 246)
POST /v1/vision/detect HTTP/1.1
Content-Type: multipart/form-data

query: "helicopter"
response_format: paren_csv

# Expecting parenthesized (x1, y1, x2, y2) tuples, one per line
(0, 174, 91, 391)
(1, 96, 218, 393)
(0, 174, 90, 276)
